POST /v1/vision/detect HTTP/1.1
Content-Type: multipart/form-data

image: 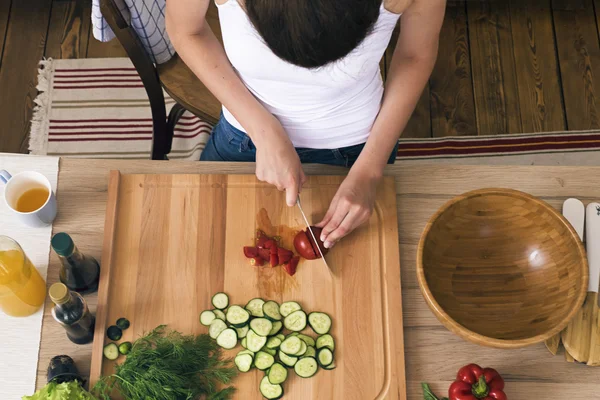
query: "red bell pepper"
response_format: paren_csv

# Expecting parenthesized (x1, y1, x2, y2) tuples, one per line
(448, 364, 507, 400)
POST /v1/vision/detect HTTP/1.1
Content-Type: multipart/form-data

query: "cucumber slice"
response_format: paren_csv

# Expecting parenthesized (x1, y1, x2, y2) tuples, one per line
(266, 337, 282, 349)
(209, 319, 228, 339)
(238, 349, 254, 356)
(226, 305, 250, 327)
(268, 362, 288, 385)
(116, 317, 130, 330)
(235, 324, 250, 339)
(241, 337, 247, 349)
(245, 298, 265, 317)
(259, 376, 283, 400)
(254, 351, 275, 370)
(288, 332, 300, 337)
(284, 310, 307, 332)
(276, 333, 285, 341)
(103, 343, 119, 360)
(308, 312, 332, 334)
(212, 292, 229, 310)
(213, 309, 226, 321)
(317, 347, 334, 367)
(297, 334, 316, 347)
(294, 356, 318, 378)
(106, 325, 122, 341)
(235, 353, 254, 372)
(316, 334, 335, 351)
(263, 300, 282, 321)
(280, 301, 302, 317)
(323, 361, 337, 370)
(216, 328, 238, 349)
(278, 350, 298, 368)
(303, 345, 316, 359)
(118, 341, 132, 355)
(264, 347, 277, 356)
(268, 320, 283, 336)
(250, 317, 273, 336)
(200, 310, 216, 326)
(280, 336, 302, 355)
(294, 340, 307, 356)
(246, 329, 268, 352)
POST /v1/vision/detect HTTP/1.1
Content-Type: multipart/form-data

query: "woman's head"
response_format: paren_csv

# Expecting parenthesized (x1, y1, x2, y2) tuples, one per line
(245, 0, 382, 69)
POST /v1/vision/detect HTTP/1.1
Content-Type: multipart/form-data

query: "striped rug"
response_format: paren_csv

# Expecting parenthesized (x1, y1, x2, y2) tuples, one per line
(31, 58, 600, 165)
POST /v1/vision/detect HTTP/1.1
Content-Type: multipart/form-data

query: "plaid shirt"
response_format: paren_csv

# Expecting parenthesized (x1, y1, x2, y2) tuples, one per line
(92, 0, 175, 64)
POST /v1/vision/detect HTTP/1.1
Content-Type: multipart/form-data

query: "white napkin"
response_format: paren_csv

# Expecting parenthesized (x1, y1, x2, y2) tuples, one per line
(0, 153, 59, 399)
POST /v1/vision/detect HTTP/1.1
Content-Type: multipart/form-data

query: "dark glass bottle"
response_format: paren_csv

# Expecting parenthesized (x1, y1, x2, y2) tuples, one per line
(51, 232, 100, 294)
(49, 283, 95, 345)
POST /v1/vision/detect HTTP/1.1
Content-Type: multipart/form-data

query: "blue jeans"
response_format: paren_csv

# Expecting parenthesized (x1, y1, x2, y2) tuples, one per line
(200, 115, 398, 167)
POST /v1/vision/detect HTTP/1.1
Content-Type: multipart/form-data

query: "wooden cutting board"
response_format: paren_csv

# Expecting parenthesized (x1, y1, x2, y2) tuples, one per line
(89, 171, 406, 399)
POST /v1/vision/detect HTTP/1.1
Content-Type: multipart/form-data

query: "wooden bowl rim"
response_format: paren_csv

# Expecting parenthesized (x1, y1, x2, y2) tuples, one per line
(416, 188, 589, 349)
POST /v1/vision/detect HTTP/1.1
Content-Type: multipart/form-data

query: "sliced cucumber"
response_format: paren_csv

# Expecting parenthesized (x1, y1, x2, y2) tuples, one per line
(294, 340, 307, 356)
(250, 318, 273, 337)
(268, 362, 288, 385)
(317, 347, 334, 367)
(226, 305, 250, 327)
(246, 329, 268, 352)
(103, 343, 119, 360)
(216, 328, 238, 349)
(278, 350, 298, 368)
(264, 347, 277, 356)
(268, 320, 283, 336)
(280, 336, 302, 355)
(266, 337, 282, 349)
(213, 309, 226, 321)
(288, 332, 300, 337)
(235, 324, 250, 339)
(118, 341, 132, 355)
(284, 310, 307, 332)
(276, 333, 286, 341)
(308, 312, 332, 334)
(263, 300, 282, 321)
(316, 334, 335, 351)
(280, 301, 302, 317)
(241, 337, 247, 349)
(323, 361, 337, 370)
(116, 317, 130, 330)
(209, 319, 228, 339)
(238, 349, 254, 357)
(259, 376, 283, 400)
(294, 356, 318, 378)
(106, 325, 122, 341)
(254, 351, 275, 370)
(303, 345, 316, 359)
(200, 310, 216, 326)
(297, 334, 316, 347)
(235, 352, 254, 372)
(245, 298, 265, 317)
(212, 292, 229, 310)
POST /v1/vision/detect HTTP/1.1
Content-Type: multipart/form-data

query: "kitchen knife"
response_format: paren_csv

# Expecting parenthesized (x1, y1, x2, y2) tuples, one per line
(545, 198, 585, 357)
(562, 202, 600, 363)
(296, 197, 333, 275)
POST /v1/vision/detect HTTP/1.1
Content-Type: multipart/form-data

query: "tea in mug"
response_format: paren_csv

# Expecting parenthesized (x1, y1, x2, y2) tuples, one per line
(16, 187, 49, 213)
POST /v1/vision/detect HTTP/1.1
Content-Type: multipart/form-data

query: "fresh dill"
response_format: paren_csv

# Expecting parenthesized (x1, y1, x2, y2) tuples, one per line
(93, 325, 237, 400)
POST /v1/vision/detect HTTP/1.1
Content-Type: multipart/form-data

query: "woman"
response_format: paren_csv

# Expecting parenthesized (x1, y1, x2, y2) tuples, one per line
(166, 0, 445, 248)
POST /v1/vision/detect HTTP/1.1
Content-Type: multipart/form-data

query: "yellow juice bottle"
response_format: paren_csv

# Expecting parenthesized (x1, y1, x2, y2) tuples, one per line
(0, 236, 47, 317)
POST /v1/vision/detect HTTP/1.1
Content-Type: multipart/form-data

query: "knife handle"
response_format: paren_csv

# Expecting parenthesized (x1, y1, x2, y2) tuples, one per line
(586, 202, 600, 293)
(563, 198, 585, 242)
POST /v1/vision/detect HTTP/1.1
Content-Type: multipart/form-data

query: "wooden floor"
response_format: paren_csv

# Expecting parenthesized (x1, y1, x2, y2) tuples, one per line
(1, 0, 600, 153)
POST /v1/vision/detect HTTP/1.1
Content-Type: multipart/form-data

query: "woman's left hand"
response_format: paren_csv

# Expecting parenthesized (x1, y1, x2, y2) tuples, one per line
(316, 169, 380, 248)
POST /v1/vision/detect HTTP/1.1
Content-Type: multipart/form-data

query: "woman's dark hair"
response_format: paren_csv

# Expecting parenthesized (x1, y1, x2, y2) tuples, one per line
(245, 0, 382, 69)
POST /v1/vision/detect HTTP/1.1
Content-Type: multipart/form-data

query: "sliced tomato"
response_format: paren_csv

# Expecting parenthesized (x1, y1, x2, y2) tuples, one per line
(270, 244, 278, 255)
(256, 231, 269, 248)
(270, 254, 279, 268)
(250, 257, 264, 266)
(283, 256, 299, 276)
(278, 247, 293, 264)
(243, 246, 259, 258)
(264, 239, 276, 249)
(257, 248, 271, 261)
(294, 230, 317, 260)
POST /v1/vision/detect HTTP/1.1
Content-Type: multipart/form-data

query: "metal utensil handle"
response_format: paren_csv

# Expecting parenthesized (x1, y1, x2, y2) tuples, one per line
(586, 202, 600, 293)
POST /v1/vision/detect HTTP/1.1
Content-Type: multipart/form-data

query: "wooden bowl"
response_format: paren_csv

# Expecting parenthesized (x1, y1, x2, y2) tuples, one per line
(417, 188, 588, 348)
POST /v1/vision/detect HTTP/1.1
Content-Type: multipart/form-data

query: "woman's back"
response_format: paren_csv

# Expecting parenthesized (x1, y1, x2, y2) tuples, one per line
(217, 0, 401, 148)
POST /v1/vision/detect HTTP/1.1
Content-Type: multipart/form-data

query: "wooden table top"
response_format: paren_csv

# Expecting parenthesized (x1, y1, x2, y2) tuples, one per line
(36, 158, 600, 399)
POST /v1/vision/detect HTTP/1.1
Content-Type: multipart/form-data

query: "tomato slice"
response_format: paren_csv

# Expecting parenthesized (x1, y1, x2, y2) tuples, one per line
(278, 247, 293, 264)
(270, 254, 279, 268)
(243, 246, 259, 258)
(256, 231, 269, 248)
(257, 248, 271, 261)
(264, 239, 276, 249)
(250, 256, 264, 266)
(293, 230, 318, 260)
(283, 256, 300, 276)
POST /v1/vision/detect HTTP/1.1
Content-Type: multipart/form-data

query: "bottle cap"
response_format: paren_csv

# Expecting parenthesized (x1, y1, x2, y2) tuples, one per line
(51, 233, 74, 256)
(49, 283, 70, 305)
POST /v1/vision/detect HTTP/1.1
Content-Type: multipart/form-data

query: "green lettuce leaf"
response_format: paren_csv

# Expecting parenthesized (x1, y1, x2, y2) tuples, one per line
(22, 381, 96, 400)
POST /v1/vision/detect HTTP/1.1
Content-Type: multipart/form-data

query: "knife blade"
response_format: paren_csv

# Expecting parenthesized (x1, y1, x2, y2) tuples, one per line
(296, 197, 333, 274)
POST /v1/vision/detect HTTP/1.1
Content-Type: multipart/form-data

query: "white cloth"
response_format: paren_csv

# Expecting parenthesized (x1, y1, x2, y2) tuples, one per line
(91, 0, 175, 64)
(0, 153, 59, 399)
(218, 0, 401, 148)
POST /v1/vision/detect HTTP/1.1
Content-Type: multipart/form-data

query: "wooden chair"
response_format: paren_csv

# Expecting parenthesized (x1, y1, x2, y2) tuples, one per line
(100, 0, 223, 160)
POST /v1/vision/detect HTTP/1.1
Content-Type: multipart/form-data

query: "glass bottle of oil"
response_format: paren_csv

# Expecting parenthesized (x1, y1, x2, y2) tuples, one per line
(49, 283, 95, 344)
(51, 233, 99, 294)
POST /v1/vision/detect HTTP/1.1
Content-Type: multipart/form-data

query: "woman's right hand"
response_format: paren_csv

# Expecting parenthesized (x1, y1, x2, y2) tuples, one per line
(253, 118, 306, 207)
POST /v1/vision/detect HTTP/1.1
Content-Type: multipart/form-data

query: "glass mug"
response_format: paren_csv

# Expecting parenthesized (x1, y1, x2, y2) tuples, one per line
(0, 236, 47, 317)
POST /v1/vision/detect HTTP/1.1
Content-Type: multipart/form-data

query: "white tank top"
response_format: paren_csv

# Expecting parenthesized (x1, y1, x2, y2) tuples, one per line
(216, 0, 401, 149)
